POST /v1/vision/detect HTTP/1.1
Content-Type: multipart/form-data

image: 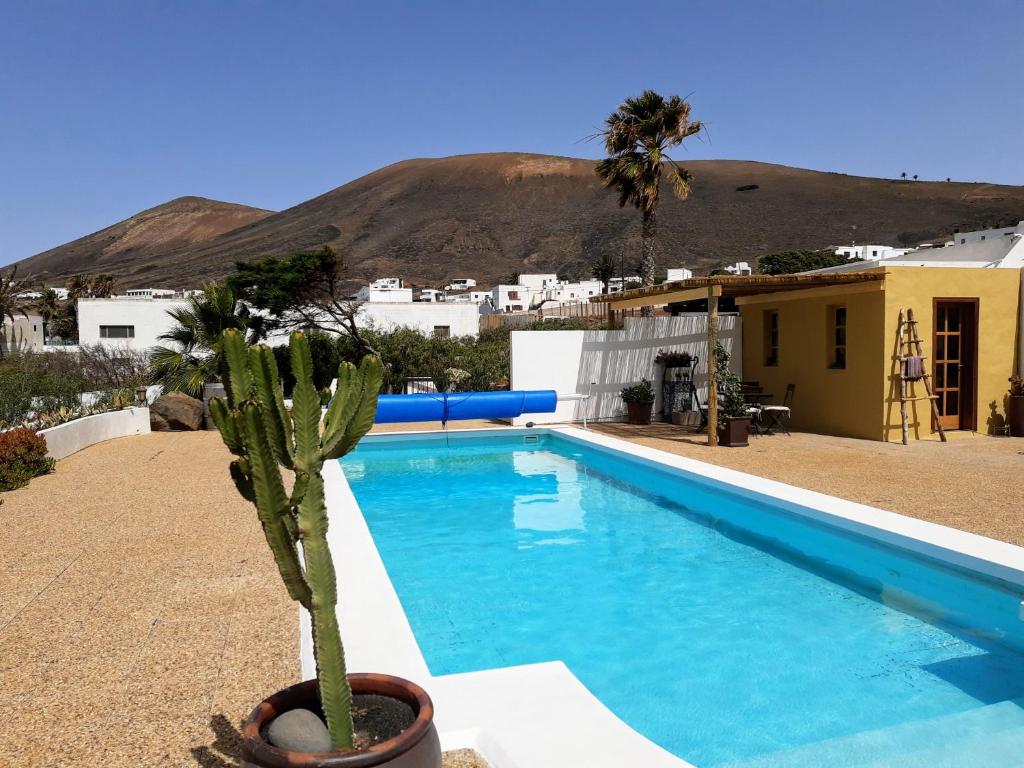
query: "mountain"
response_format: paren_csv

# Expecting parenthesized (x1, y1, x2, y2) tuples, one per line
(13, 196, 274, 285)
(14, 153, 1024, 289)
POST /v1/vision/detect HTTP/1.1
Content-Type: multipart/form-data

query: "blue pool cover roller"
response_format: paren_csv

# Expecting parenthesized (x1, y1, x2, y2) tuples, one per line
(374, 390, 557, 423)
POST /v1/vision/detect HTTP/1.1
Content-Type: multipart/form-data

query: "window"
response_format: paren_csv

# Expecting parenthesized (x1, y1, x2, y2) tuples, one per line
(980, 235, 986, 241)
(432, 325, 450, 338)
(961, 238, 966, 244)
(100, 325, 135, 339)
(508, 291, 520, 300)
(763, 311, 779, 366)
(828, 305, 847, 369)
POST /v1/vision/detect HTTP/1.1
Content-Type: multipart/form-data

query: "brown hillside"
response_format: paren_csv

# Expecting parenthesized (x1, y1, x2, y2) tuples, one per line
(15, 154, 1024, 289)
(14, 196, 274, 285)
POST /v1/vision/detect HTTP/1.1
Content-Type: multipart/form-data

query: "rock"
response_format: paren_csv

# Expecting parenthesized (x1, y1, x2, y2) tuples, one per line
(149, 412, 171, 432)
(149, 391, 204, 431)
(266, 708, 332, 753)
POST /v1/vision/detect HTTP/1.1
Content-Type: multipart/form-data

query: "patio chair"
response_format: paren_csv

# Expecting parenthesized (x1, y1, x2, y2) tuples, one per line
(745, 403, 765, 435)
(761, 384, 795, 435)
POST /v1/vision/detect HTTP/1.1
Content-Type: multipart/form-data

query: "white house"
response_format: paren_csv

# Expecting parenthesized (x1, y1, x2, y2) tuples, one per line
(491, 284, 532, 312)
(358, 302, 480, 338)
(448, 290, 491, 304)
(833, 245, 913, 261)
(125, 287, 177, 299)
(666, 268, 693, 281)
(419, 289, 445, 303)
(952, 221, 1024, 245)
(519, 274, 559, 293)
(443, 278, 477, 291)
(812, 232, 1024, 273)
(607, 276, 642, 294)
(723, 261, 753, 275)
(0, 313, 45, 354)
(77, 297, 190, 351)
(537, 279, 603, 304)
(354, 284, 414, 303)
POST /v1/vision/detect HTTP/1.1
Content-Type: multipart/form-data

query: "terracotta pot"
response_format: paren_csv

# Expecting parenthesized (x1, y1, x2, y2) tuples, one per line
(625, 400, 654, 425)
(1009, 395, 1024, 437)
(717, 416, 751, 447)
(242, 674, 441, 768)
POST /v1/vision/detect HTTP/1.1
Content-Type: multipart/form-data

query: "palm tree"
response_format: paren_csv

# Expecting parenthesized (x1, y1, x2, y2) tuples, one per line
(0, 266, 34, 358)
(595, 90, 701, 315)
(591, 253, 617, 294)
(149, 282, 263, 398)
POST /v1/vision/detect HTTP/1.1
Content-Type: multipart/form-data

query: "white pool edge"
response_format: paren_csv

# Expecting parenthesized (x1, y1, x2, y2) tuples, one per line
(309, 425, 1024, 768)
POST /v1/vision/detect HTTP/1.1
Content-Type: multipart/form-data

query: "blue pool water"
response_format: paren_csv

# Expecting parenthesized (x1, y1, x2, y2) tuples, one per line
(341, 432, 1024, 767)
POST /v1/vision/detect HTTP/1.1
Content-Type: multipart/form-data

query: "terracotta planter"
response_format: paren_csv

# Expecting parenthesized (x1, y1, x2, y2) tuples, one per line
(242, 674, 441, 768)
(1009, 395, 1024, 437)
(625, 400, 654, 425)
(717, 416, 751, 447)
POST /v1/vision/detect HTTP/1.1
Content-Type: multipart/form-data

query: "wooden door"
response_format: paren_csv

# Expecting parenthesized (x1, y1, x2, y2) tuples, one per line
(933, 301, 977, 431)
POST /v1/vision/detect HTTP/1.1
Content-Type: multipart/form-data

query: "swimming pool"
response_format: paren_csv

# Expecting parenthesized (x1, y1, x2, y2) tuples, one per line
(340, 430, 1024, 767)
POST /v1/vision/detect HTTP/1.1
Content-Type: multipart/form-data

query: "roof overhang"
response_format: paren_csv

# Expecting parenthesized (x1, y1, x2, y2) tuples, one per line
(589, 272, 886, 310)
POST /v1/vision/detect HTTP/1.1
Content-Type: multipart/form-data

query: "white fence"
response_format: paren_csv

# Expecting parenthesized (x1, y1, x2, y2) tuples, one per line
(510, 315, 742, 425)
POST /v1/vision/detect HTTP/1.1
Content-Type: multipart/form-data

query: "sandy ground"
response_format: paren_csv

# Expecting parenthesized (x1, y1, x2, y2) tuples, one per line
(0, 431, 485, 767)
(1, 423, 1018, 766)
(592, 423, 1024, 546)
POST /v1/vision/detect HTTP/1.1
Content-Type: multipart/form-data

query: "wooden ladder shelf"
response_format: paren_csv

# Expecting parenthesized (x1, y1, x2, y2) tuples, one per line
(897, 308, 947, 445)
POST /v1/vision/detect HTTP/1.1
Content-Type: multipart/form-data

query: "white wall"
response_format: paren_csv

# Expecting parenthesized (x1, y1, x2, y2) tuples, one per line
(0, 313, 45, 353)
(77, 298, 189, 351)
(40, 407, 151, 461)
(358, 301, 480, 338)
(510, 314, 742, 425)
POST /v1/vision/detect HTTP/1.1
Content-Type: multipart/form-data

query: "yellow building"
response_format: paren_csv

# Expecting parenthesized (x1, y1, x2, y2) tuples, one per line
(593, 267, 1023, 442)
(739, 266, 1022, 440)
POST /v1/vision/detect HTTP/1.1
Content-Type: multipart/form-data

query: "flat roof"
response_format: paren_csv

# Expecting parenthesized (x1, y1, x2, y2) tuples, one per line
(590, 272, 886, 308)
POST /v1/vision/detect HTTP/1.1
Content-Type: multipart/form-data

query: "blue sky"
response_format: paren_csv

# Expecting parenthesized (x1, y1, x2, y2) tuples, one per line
(2, 0, 1021, 263)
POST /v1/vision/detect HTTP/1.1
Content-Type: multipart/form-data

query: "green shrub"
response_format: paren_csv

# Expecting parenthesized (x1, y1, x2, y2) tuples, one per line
(0, 428, 55, 491)
(0, 358, 84, 429)
(621, 379, 655, 403)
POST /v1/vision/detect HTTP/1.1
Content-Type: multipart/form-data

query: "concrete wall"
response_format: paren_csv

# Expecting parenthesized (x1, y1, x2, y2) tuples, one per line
(0, 313, 45, 354)
(78, 298, 188, 351)
(39, 407, 151, 460)
(738, 267, 1022, 441)
(881, 267, 1022, 440)
(509, 315, 742, 425)
(740, 282, 887, 440)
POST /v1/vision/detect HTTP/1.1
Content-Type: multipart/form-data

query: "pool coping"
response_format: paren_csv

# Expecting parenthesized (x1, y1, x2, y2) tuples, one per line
(309, 425, 1024, 768)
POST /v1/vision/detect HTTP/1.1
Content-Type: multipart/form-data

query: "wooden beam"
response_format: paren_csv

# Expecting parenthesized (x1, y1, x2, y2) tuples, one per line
(707, 287, 719, 447)
(734, 279, 885, 306)
(605, 284, 722, 310)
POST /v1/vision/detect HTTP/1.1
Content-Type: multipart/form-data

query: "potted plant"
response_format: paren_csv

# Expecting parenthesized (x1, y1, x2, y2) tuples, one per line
(621, 379, 655, 424)
(1009, 375, 1024, 437)
(210, 329, 441, 768)
(713, 342, 751, 447)
(655, 349, 693, 379)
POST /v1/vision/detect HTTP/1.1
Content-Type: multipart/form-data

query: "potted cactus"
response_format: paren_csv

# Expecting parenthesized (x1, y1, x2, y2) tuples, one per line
(211, 329, 441, 768)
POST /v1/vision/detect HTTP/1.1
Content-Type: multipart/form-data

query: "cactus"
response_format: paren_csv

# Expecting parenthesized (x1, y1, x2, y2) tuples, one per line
(210, 328, 382, 750)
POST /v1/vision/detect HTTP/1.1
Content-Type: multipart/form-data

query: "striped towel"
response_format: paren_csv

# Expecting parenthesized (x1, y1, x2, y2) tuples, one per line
(904, 356, 925, 381)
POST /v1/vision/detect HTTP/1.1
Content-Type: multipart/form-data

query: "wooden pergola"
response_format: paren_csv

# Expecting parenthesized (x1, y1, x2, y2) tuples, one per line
(590, 272, 886, 445)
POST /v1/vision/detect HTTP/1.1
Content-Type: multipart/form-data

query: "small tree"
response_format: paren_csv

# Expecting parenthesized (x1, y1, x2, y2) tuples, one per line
(211, 329, 382, 749)
(758, 249, 854, 275)
(713, 342, 747, 418)
(230, 248, 378, 357)
(150, 282, 262, 397)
